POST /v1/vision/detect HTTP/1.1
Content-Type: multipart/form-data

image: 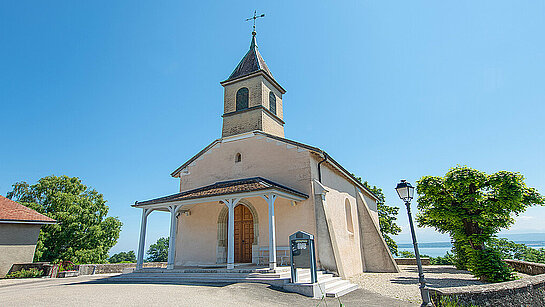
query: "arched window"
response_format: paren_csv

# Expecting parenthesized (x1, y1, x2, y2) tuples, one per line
(269, 91, 276, 115)
(345, 199, 354, 234)
(236, 88, 249, 111)
(235, 153, 242, 163)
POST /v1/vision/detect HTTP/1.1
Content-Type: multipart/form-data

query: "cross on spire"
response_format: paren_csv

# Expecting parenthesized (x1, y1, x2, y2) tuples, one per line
(246, 10, 265, 35)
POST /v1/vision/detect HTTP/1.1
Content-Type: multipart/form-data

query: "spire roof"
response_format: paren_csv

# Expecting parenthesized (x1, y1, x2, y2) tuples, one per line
(226, 33, 274, 82)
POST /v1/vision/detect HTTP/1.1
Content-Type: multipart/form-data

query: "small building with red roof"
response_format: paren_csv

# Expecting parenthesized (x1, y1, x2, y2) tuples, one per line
(0, 195, 56, 277)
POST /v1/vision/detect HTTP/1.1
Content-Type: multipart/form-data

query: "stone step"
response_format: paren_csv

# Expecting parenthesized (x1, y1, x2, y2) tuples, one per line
(317, 276, 341, 287)
(325, 282, 359, 298)
(292, 270, 330, 280)
(114, 274, 289, 281)
(118, 273, 290, 279)
(295, 274, 337, 284)
(108, 276, 290, 287)
(324, 279, 349, 291)
(122, 270, 325, 281)
(114, 276, 288, 281)
(135, 267, 292, 274)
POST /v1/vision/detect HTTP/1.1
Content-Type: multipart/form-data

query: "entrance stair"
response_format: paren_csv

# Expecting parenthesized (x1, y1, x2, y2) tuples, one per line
(109, 267, 358, 298)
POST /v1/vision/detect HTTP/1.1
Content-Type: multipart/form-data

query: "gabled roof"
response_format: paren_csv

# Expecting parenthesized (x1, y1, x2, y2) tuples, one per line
(224, 34, 273, 82)
(0, 195, 56, 224)
(134, 177, 308, 206)
(170, 131, 380, 202)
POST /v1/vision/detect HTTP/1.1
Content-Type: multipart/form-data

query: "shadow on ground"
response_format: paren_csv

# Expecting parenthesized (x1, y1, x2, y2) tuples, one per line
(62, 275, 417, 306)
(67, 275, 237, 288)
(390, 276, 482, 288)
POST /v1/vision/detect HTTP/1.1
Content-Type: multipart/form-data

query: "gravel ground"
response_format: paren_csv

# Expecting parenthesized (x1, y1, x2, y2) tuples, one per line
(349, 265, 484, 304)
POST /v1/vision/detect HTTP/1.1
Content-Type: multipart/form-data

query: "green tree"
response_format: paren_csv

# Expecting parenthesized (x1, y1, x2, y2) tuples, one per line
(7, 175, 122, 264)
(353, 175, 402, 255)
(109, 251, 136, 263)
(147, 237, 169, 262)
(416, 166, 544, 282)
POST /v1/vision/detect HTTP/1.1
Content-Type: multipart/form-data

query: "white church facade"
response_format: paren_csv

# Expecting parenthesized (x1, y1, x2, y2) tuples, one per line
(133, 32, 398, 279)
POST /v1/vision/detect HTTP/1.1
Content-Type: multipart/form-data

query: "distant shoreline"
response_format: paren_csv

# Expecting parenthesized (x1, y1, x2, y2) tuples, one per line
(396, 240, 545, 257)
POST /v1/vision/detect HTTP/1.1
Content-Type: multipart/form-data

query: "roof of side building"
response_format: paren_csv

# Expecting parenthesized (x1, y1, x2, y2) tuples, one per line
(0, 195, 56, 224)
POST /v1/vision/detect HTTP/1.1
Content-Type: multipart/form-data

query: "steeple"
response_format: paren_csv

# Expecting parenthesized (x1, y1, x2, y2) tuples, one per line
(220, 32, 286, 138)
(225, 33, 274, 82)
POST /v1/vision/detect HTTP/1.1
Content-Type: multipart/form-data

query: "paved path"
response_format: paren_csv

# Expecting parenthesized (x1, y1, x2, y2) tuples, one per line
(0, 274, 416, 307)
(350, 265, 483, 304)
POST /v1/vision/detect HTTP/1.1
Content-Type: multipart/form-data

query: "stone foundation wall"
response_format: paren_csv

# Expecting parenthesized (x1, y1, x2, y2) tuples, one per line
(77, 262, 167, 275)
(8, 263, 57, 277)
(394, 258, 431, 265)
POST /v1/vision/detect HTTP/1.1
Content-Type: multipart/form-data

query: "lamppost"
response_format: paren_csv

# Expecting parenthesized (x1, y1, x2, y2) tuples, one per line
(396, 179, 432, 307)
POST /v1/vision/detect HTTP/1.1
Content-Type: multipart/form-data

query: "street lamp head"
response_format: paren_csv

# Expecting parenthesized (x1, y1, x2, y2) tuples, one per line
(396, 179, 415, 202)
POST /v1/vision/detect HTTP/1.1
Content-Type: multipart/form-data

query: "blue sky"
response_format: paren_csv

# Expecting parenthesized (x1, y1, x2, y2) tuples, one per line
(1, 1, 544, 254)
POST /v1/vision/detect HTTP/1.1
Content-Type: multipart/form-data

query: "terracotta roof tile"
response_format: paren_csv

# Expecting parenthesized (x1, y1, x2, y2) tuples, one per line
(0, 195, 56, 224)
(135, 177, 308, 206)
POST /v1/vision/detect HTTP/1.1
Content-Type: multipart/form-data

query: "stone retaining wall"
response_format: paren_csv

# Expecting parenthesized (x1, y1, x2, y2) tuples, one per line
(504, 259, 545, 276)
(77, 262, 167, 275)
(430, 260, 545, 306)
(429, 274, 545, 307)
(8, 263, 57, 277)
(394, 258, 431, 265)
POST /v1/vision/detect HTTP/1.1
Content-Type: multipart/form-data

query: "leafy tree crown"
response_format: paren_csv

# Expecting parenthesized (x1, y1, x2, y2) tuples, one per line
(147, 237, 169, 262)
(416, 166, 543, 282)
(7, 175, 122, 264)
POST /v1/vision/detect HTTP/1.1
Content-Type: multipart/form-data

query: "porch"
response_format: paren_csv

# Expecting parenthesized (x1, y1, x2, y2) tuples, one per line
(133, 177, 308, 271)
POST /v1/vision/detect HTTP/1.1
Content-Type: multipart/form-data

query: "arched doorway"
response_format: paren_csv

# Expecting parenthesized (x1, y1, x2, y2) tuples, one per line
(232, 204, 254, 263)
(216, 200, 259, 264)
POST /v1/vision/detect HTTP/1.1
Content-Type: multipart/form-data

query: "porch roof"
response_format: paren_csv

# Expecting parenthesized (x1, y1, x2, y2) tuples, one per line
(133, 177, 308, 208)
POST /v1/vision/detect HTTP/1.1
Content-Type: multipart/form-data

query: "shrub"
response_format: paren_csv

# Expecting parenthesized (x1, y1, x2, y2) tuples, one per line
(109, 251, 136, 263)
(399, 250, 415, 258)
(524, 248, 545, 264)
(54, 260, 76, 272)
(430, 252, 455, 265)
(468, 248, 515, 282)
(5, 268, 43, 279)
(438, 296, 479, 307)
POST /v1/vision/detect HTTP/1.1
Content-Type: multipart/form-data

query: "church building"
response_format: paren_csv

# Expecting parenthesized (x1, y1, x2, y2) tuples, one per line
(133, 31, 398, 279)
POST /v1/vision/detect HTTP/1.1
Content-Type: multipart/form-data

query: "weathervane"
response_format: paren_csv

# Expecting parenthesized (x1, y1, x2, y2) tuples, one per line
(246, 10, 265, 35)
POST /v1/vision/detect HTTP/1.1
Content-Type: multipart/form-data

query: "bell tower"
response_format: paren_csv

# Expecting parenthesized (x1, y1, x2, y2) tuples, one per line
(220, 32, 286, 138)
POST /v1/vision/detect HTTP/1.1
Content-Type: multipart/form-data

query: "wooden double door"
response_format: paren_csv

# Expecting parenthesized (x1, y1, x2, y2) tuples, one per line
(231, 205, 254, 263)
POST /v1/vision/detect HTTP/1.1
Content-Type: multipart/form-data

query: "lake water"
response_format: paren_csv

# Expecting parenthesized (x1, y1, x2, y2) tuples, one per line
(397, 241, 545, 258)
